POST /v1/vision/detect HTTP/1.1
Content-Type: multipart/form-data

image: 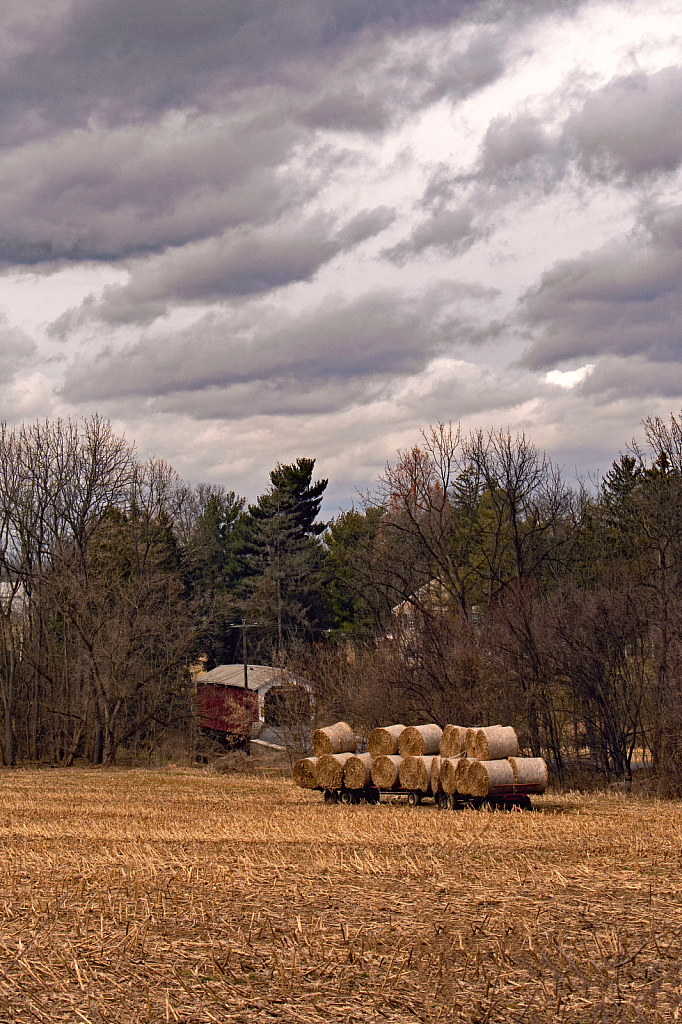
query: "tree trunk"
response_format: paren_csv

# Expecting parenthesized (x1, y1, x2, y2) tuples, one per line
(64, 719, 85, 767)
(3, 645, 16, 766)
(91, 722, 103, 765)
(102, 698, 122, 766)
(3, 691, 14, 766)
(29, 669, 38, 762)
(103, 730, 116, 767)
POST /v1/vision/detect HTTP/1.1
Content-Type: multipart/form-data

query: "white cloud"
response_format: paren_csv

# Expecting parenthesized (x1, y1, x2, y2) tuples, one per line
(545, 364, 595, 387)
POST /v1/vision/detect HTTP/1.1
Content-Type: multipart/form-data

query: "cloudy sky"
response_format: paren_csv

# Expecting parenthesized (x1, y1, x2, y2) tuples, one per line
(2, 0, 682, 509)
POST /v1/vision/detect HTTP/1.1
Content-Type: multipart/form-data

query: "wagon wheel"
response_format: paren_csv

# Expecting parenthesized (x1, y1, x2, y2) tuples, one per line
(407, 790, 422, 807)
(520, 795, 532, 811)
(437, 792, 447, 809)
(339, 789, 353, 805)
(446, 793, 455, 810)
(323, 789, 335, 804)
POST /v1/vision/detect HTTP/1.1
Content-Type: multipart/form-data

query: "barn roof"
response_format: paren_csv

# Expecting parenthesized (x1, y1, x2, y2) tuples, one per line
(194, 664, 281, 692)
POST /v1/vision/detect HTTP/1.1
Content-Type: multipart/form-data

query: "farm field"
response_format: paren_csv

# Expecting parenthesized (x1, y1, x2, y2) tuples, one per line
(0, 771, 680, 1022)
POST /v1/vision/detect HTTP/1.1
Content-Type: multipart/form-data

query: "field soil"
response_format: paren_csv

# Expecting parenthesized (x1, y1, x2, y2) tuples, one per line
(0, 769, 680, 1022)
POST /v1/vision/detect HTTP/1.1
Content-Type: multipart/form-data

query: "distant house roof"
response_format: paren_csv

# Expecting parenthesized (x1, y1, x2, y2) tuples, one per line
(391, 578, 454, 619)
(194, 664, 282, 692)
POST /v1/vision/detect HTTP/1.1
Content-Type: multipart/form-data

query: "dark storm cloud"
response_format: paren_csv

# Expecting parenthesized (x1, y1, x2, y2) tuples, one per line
(296, 25, 506, 134)
(474, 66, 682, 188)
(0, 0, 563, 272)
(0, 113, 303, 264)
(395, 65, 682, 265)
(509, 65, 682, 185)
(0, 0, 492, 143)
(60, 281, 494, 410)
(518, 205, 682, 370)
(48, 206, 396, 330)
(383, 205, 479, 263)
(579, 356, 682, 401)
(566, 67, 682, 182)
(140, 354, 537, 421)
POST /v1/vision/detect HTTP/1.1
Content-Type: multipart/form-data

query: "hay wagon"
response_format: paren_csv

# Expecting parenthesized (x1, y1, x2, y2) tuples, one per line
(317, 785, 534, 811)
(296, 722, 546, 810)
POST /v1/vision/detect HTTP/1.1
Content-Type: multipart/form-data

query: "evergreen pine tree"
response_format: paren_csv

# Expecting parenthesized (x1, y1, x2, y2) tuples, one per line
(187, 490, 250, 667)
(246, 459, 330, 657)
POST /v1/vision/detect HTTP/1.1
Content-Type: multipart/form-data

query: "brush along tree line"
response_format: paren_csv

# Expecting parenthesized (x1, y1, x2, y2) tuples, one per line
(293, 721, 547, 806)
(2, 412, 682, 792)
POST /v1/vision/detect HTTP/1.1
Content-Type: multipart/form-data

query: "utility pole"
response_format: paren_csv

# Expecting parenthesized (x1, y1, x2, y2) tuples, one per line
(229, 619, 259, 688)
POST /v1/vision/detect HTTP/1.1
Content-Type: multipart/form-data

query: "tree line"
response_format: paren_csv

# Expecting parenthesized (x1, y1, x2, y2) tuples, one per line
(319, 418, 682, 794)
(1, 413, 682, 791)
(0, 417, 331, 766)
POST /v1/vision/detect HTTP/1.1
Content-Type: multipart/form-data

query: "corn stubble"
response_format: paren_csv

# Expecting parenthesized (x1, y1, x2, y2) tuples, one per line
(0, 770, 679, 1023)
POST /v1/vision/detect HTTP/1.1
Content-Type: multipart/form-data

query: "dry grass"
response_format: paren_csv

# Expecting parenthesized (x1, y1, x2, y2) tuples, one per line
(0, 770, 680, 1023)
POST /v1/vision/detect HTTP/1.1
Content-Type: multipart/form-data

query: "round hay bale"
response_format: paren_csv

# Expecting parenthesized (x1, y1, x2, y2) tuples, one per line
(441, 756, 476, 794)
(292, 757, 319, 789)
(430, 755, 442, 794)
(316, 752, 354, 789)
(439, 756, 465, 794)
(466, 759, 515, 798)
(474, 726, 518, 760)
(455, 756, 477, 792)
(464, 727, 483, 758)
(508, 756, 547, 793)
(343, 753, 373, 790)
(399, 755, 433, 792)
(398, 724, 443, 756)
(440, 725, 467, 758)
(367, 724, 405, 756)
(371, 754, 402, 789)
(312, 721, 357, 756)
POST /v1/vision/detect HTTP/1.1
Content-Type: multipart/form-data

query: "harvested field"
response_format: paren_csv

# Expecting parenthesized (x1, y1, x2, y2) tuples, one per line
(0, 770, 681, 1023)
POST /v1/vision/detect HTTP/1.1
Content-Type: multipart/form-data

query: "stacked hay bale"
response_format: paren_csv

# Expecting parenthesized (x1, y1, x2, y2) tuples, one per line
(465, 758, 515, 797)
(398, 724, 442, 756)
(440, 724, 467, 758)
(437, 725, 548, 801)
(509, 756, 547, 790)
(466, 725, 518, 760)
(292, 757, 319, 789)
(395, 724, 443, 797)
(316, 752, 355, 790)
(367, 725, 404, 755)
(440, 756, 476, 795)
(399, 755, 435, 792)
(291, 720, 547, 805)
(291, 722, 357, 793)
(312, 722, 356, 756)
(370, 754, 402, 790)
(343, 753, 373, 790)
(454, 727, 547, 799)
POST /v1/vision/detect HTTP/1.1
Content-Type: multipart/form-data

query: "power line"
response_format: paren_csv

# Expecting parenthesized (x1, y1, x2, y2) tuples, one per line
(227, 618, 259, 688)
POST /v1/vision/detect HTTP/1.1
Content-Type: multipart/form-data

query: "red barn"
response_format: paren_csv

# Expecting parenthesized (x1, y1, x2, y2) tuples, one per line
(195, 664, 279, 748)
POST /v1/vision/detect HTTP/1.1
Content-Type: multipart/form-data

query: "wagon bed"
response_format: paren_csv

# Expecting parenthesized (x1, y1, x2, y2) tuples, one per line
(317, 785, 534, 810)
